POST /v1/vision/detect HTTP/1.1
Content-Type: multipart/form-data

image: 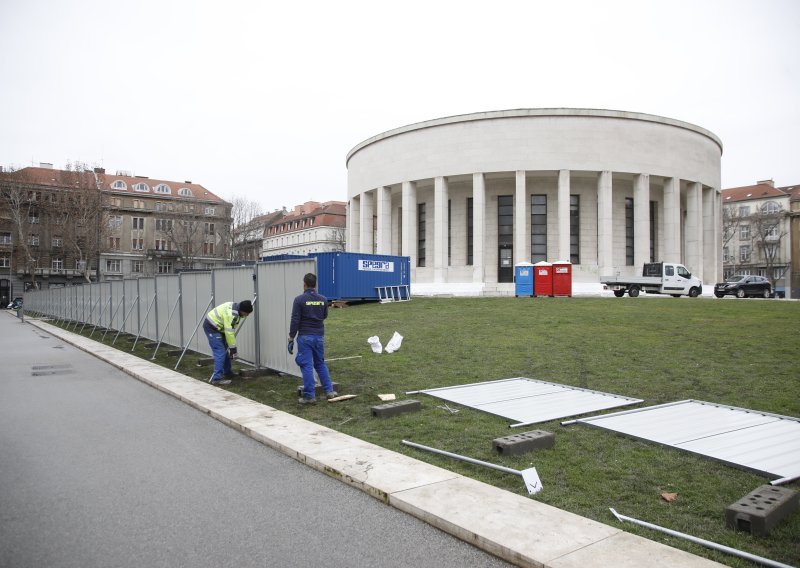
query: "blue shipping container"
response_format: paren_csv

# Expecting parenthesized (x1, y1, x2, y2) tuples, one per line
(309, 252, 410, 301)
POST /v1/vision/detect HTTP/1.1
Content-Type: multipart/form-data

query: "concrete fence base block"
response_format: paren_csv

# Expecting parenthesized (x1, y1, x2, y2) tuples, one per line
(492, 430, 555, 456)
(725, 484, 798, 536)
(371, 399, 422, 418)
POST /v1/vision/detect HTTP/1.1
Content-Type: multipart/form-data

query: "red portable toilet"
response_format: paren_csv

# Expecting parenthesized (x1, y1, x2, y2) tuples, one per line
(533, 261, 553, 297)
(552, 260, 573, 297)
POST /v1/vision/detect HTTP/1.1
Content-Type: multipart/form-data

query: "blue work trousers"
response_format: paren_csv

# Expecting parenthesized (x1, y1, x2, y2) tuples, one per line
(295, 335, 333, 399)
(206, 330, 232, 380)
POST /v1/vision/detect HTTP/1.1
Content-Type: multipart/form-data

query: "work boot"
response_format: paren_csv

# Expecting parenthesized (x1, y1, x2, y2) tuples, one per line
(211, 379, 232, 386)
(298, 397, 316, 405)
(325, 391, 339, 400)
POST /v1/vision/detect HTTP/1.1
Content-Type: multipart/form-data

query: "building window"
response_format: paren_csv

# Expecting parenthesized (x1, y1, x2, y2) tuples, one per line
(625, 198, 634, 266)
(29, 234, 39, 246)
(466, 198, 473, 265)
(205, 207, 216, 216)
(154, 184, 171, 194)
(52, 237, 63, 248)
(205, 222, 215, 235)
(765, 243, 778, 260)
(155, 202, 165, 212)
(723, 247, 729, 263)
(155, 219, 173, 232)
(133, 199, 145, 209)
(109, 215, 123, 230)
(0, 232, 11, 245)
(649, 201, 658, 263)
(203, 242, 215, 255)
(0, 257, 9, 268)
(29, 212, 40, 224)
(133, 217, 145, 230)
(109, 237, 120, 250)
(134, 182, 149, 192)
(112, 180, 127, 190)
(157, 261, 172, 274)
(740, 225, 750, 240)
(52, 258, 63, 271)
(530, 194, 547, 263)
(417, 203, 426, 267)
(570, 195, 580, 265)
(106, 259, 121, 273)
(178, 187, 193, 197)
(132, 260, 144, 273)
(132, 238, 144, 250)
(766, 224, 779, 239)
(739, 205, 750, 217)
(740, 245, 751, 263)
(111, 197, 122, 207)
(762, 201, 780, 214)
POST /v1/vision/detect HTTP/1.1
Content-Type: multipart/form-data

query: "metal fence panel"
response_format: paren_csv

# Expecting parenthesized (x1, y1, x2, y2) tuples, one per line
(137, 277, 158, 341)
(179, 271, 213, 356)
(211, 267, 257, 364)
(155, 275, 182, 348)
(109, 281, 125, 331)
(256, 259, 316, 377)
(122, 279, 140, 335)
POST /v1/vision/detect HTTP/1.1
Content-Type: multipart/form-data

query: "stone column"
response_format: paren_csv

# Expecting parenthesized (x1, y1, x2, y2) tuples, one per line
(634, 174, 650, 267)
(349, 195, 361, 253)
(686, 181, 702, 273)
(375, 186, 392, 255)
(401, 181, 417, 277)
(663, 177, 681, 263)
(558, 170, 570, 261)
(597, 171, 613, 277)
(702, 186, 718, 284)
(359, 190, 374, 254)
(472, 173, 485, 283)
(515, 171, 527, 264)
(434, 176, 449, 283)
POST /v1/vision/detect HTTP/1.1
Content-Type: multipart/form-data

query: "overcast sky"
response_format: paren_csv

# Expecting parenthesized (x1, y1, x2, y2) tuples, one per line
(1, 0, 798, 212)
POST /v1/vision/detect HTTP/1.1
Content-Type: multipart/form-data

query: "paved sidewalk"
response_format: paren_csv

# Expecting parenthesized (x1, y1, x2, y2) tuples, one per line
(21, 314, 723, 568)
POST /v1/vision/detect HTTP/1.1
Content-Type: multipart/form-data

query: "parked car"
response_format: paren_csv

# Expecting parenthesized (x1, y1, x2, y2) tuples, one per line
(714, 275, 772, 299)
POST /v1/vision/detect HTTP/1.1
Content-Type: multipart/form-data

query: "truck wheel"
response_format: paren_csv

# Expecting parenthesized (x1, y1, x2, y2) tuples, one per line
(736, 289, 746, 299)
(688, 287, 700, 298)
(628, 286, 640, 298)
(613, 290, 625, 298)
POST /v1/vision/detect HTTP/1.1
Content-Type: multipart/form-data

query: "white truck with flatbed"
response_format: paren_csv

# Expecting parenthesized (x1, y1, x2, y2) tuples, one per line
(601, 262, 703, 298)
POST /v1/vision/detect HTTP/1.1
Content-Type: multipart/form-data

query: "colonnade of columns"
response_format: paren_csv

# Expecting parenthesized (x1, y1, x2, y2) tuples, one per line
(347, 170, 720, 285)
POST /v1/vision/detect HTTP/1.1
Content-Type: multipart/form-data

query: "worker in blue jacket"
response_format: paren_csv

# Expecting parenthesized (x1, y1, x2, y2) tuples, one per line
(288, 273, 338, 404)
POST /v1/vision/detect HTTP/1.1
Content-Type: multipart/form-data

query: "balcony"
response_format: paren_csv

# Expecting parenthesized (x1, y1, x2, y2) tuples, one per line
(146, 248, 182, 260)
(15, 267, 84, 278)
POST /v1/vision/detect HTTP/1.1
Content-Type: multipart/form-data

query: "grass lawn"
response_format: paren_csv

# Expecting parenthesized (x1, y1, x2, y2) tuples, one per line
(49, 296, 800, 567)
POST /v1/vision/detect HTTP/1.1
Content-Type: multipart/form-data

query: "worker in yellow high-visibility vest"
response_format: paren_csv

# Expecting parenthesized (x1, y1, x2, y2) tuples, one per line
(203, 300, 253, 385)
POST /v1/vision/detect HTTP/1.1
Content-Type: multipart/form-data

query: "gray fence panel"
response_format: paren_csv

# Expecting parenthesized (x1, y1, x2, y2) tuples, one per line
(109, 281, 125, 331)
(122, 279, 140, 335)
(137, 277, 158, 341)
(98, 283, 112, 329)
(256, 259, 316, 377)
(88, 283, 102, 326)
(155, 275, 182, 348)
(211, 267, 256, 364)
(179, 272, 213, 357)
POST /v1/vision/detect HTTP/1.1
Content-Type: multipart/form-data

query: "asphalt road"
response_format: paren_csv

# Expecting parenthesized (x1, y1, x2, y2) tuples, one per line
(0, 314, 510, 568)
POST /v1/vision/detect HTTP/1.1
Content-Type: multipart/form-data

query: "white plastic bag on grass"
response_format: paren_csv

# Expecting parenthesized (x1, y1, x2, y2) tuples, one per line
(367, 336, 383, 354)
(384, 331, 404, 353)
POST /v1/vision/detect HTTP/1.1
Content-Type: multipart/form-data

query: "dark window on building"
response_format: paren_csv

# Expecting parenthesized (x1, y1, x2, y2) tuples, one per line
(530, 194, 547, 263)
(467, 198, 473, 265)
(649, 200, 657, 262)
(417, 203, 426, 267)
(498, 196, 513, 245)
(625, 198, 634, 266)
(570, 195, 580, 265)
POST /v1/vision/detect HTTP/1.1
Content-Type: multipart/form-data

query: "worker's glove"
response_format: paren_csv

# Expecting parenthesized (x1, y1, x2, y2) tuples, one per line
(287, 339, 294, 355)
(228, 347, 238, 359)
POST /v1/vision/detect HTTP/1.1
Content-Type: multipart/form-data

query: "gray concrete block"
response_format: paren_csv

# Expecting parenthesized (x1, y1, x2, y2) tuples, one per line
(492, 430, 554, 456)
(725, 484, 798, 536)
(296, 382, 341, 397)
(371, 399, 422, 418)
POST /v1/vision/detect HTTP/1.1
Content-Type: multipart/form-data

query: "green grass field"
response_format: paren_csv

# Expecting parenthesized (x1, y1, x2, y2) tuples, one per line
(52, 296, 800, 567)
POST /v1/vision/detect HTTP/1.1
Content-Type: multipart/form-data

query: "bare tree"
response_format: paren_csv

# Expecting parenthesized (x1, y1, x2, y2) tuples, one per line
(721, 205, 742, 275)
(0, 167, 41, 288)
(750, 202, 789, 286)
(59, 162, 108, 282)
(229, 196, 264, 261)
(331, 226, 346, 252)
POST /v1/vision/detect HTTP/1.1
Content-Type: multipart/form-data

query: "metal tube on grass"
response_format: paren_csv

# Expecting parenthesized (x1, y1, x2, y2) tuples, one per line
(402, 440, 542, 495)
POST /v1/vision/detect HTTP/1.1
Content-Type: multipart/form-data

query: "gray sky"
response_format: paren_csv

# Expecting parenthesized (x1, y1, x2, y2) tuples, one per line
(1, 0, 798, 212)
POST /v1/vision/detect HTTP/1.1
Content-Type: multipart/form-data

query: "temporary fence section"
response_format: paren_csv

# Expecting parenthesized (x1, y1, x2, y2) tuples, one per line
(409, 377, 642, 428)
(22, 258, 316, 378)
(569, 400, 800, 485)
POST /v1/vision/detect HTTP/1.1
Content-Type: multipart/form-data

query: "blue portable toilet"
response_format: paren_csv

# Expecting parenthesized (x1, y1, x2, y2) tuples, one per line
(514, 262, 534, 297)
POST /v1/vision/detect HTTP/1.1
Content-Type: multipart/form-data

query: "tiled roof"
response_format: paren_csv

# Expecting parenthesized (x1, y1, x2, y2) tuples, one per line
(4, 166, 229, 204)
(721, 182, 790, 203)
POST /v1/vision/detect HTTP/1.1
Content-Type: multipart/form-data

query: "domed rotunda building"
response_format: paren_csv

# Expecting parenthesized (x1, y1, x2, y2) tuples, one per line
(345, 109, 722, 294)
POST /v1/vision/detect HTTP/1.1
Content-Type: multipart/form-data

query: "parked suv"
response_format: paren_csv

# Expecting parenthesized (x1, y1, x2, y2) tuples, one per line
(714, 275, 772, 299)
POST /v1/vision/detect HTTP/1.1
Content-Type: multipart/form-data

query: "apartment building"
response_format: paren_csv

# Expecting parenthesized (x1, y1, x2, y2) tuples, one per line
(262, 201, 346, 257)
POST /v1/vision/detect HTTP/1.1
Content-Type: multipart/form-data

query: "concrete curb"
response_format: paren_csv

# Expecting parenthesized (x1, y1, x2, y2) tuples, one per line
(26, 316, 724, 568)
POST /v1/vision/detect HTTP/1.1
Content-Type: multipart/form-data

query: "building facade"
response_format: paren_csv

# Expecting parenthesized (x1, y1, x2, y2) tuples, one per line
(262, 201, 346, 257)
(721, 180, 796, 297)
(232, 209, 287, 263)
(346, 109, 723, 294)
(0, 165, 232, 294)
